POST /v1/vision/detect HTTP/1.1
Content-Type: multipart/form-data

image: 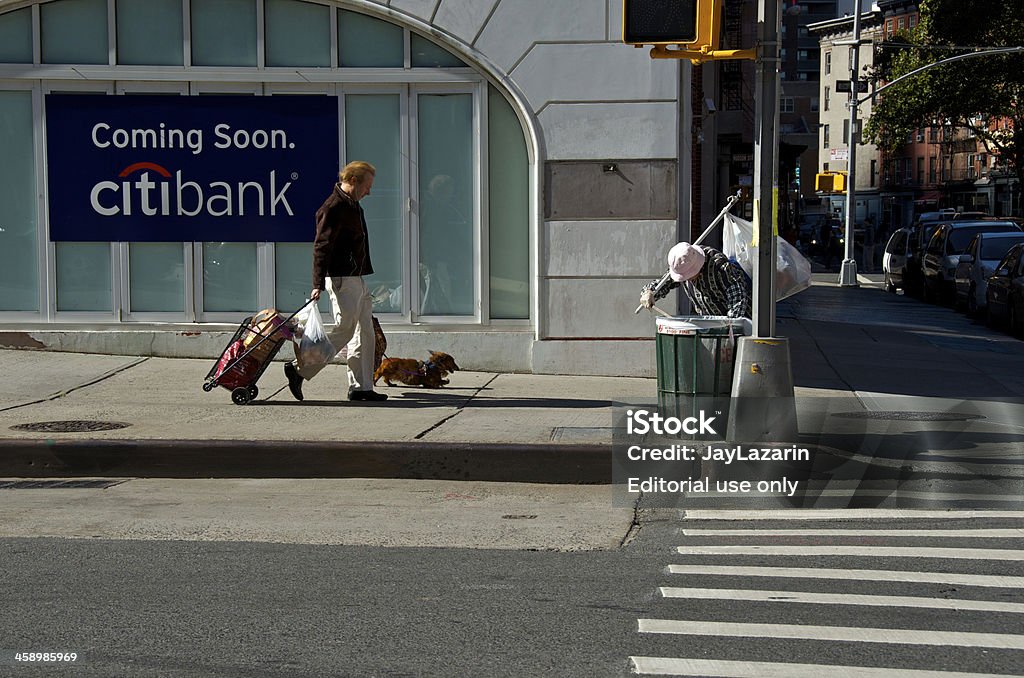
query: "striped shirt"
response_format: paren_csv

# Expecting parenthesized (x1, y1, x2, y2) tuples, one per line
(647, 247, 752, 318)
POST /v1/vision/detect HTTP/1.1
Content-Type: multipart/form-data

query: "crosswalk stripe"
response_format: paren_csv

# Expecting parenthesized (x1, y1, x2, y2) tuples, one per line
(681, 528, 1024, 537)
(630, 656, 1014, 677)
(637, 619, 1024, 649)
(680, 510, 1024, 520)
(658, 587, 1024, 613)
(676, 545, 1024, 560)
(665, 564, 1024, 588)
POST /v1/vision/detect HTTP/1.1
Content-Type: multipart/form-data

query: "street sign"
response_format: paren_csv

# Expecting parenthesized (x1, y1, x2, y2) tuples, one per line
(829, 147, 849, 162)
(835, 80, 869, 93)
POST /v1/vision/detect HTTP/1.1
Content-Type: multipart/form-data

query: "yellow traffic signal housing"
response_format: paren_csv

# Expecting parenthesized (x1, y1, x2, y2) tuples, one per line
(623, 0, 721, 52)
(815, 171, 847, 193)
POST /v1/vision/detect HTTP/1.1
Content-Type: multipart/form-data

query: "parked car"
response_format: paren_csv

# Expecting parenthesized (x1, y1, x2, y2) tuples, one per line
(954, 231, 1024, 315)
(882, 228, 913, 292)
(903, 214, 954, 297)
(921, 220, 1022, 304)
(985, 243, 1024, 336)
(952, 211, 989, 220)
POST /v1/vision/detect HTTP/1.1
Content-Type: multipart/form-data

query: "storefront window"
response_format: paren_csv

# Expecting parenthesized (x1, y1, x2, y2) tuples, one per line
(346, 94, 403, 313)
(487, 86, 530, 319)
(0, 91, 37, 311)
(116, 0, 183, 66)
(0, 8, 32, 63)
(411, 33, 467, 68)
(338, 10, 403, 68)
(202, 242, 257, 313)
(417, 93, 474, 316)
(0, 1, 531, 325)
(56, 243, 111, 312)
(41, 0, 108, 65)
(191, 0, 257, 67)
(275, 242, 329, 314)
(265, 0, 330, 67)
(129, 243, 185, 313)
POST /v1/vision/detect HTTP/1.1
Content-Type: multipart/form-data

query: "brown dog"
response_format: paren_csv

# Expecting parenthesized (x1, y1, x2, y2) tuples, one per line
(373, 351, 460, 388)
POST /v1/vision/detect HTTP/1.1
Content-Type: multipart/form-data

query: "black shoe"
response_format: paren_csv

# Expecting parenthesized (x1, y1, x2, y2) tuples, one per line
(349, 390, 388, 402)
(284, 362, 304, 401)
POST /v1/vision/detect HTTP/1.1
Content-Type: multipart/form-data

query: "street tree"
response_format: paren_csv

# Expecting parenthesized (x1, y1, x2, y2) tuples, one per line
(864, 0, 1024, 187)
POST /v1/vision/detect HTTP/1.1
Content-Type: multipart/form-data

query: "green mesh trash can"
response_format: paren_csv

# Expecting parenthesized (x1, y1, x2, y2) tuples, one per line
(655, 316, 750, 431)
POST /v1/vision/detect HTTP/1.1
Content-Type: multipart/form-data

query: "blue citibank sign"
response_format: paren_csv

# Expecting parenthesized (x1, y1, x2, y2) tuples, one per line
(45, 94, 340, 242)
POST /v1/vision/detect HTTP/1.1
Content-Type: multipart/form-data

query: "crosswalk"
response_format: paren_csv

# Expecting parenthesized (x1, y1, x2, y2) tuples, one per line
(629, 510, 1024, 677)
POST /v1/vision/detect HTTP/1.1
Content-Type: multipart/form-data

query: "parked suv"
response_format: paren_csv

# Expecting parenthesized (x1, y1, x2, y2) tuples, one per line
(921, 220, 1022, 304)
(986, 243, 1024, 335)
(954, 231, 1024, 315)
(904, 214, 954, 297)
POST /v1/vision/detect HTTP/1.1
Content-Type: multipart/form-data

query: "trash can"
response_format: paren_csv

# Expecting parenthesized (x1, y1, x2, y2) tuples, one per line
(655, 316, 750, 435)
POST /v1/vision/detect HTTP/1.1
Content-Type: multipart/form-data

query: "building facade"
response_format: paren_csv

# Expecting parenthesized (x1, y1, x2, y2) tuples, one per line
(810, 6, 883, 225)
(0, 0, 693, 376)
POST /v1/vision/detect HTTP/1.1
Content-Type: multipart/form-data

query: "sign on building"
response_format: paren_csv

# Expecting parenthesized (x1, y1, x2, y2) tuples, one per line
(829, 147, 850, 162)
(45, 94, 340, 242)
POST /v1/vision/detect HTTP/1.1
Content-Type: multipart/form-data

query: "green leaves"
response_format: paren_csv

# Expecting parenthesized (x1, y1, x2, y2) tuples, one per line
(865, 0, 1024, 181)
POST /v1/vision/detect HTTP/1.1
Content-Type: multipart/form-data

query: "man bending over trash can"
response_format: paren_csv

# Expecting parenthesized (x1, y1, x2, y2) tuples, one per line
(639, 242, 752, 319)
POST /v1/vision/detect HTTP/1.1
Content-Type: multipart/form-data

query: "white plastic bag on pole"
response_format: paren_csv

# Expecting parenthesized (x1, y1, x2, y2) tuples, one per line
(722, 213, 812, 301)
(294, 302, 337, 372)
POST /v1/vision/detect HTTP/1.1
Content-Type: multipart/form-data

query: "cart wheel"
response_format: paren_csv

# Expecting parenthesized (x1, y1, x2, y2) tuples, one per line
(202, 382, 215, 392)
(231, 387, 250, 405)
(248, 385, 259, 400)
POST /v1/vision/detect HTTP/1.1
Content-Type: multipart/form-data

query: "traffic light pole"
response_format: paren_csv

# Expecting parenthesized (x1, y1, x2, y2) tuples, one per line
(839, 7, 863, 287)
(726, 0, 798, 442)
(751, 0, 779, 338)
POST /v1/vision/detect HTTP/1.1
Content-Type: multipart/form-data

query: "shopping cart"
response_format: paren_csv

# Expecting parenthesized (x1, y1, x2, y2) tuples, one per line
(202, 299, 315, 405)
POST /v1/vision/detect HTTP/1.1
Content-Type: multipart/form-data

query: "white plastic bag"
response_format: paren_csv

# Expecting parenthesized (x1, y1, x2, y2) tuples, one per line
(294, 302, 336, 372)
(722, 214, 812, 301)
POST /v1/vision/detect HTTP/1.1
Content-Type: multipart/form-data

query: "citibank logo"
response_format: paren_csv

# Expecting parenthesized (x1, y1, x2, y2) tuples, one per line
(89, 161, 294, 218)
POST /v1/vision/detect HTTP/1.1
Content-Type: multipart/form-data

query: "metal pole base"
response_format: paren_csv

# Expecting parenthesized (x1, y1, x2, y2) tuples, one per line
(727, 336, 798, 442)
(839, 258, 859, 287)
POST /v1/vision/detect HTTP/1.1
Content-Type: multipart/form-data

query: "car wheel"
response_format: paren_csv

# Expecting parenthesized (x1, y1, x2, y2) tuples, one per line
(966, 285, 978, 317)
(921, 279, 932, 304)
(1011, 305, 1023, 338)
(986, 303, 998, 328)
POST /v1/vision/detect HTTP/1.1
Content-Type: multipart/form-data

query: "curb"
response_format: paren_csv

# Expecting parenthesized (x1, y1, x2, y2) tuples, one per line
(0, 439, 612, 484)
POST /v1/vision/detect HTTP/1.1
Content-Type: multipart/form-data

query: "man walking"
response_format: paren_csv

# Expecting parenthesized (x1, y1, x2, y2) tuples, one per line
(284, 161, 388, 402)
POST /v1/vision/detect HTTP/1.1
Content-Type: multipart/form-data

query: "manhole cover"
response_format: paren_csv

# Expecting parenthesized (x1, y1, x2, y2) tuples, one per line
(10, 420, 132, 433)
(831, 411, 985, 422)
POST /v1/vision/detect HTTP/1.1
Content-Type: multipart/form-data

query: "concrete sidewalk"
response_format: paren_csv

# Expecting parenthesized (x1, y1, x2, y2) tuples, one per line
(0, 276, 1021, 482)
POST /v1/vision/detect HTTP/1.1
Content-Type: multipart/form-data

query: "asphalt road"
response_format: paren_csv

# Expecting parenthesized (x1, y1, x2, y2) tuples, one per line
(2, 536, 653, 677)
(3, 506, 1024, 677)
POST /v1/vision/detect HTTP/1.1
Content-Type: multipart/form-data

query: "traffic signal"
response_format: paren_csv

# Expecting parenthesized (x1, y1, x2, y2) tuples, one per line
(623, 0, 721, 51)
(815, 172, 847, 193)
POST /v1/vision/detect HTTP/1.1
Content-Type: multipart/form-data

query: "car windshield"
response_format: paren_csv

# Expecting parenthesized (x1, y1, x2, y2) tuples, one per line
(981, 234, 1024, 260)
(950, 224, 1019, 253)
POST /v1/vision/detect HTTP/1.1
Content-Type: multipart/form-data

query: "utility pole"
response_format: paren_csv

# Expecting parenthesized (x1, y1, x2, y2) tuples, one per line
(751, 0, 779, 337)
(726, 0, 798, 443)
(839, 6, 863, 287)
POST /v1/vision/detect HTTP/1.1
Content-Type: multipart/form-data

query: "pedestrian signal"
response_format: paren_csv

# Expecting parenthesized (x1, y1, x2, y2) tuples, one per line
(815, 172, 847, 193)
(623, 0, 721, 50)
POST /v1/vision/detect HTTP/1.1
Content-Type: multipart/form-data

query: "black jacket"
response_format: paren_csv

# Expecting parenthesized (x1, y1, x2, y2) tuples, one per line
(311, 183, 374, 289)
